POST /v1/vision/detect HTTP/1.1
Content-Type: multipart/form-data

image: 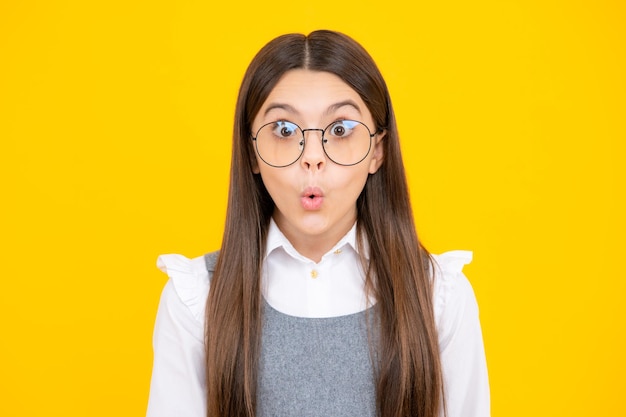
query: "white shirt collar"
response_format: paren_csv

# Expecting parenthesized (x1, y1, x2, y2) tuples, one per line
(265, 218, 368, 262)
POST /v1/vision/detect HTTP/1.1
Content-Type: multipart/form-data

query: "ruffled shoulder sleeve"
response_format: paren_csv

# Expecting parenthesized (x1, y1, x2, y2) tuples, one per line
(430, 250, 490, 417)
(156, 254, 212, 323)
(431, 250, 474, 342)
(147, 252, 217, 417)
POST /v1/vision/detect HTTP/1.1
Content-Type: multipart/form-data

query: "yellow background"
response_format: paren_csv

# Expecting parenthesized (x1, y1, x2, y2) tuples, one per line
(1, 0, 624, 415)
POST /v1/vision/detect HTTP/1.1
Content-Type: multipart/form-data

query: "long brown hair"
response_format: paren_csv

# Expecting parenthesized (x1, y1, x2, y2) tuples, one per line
(206, 30, 443, 417)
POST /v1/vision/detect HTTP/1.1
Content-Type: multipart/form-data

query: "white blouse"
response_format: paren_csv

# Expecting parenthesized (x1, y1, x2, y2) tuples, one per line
(147, 221, 490, 416)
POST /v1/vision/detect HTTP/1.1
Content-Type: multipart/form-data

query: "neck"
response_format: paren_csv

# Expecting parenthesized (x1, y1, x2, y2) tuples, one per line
(273, 215, 356, 263)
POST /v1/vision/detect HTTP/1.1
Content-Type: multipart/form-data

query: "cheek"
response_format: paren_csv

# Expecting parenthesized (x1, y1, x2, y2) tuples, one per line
(257, 169, 290, 200)
(333, 168, 371, 197)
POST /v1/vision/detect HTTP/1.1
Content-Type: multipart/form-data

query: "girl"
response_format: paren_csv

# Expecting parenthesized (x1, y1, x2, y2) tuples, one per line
(147, 30, 489, 417)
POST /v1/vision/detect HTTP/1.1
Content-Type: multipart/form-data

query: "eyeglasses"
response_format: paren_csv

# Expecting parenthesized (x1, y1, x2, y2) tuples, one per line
(251, 119, 378, 168)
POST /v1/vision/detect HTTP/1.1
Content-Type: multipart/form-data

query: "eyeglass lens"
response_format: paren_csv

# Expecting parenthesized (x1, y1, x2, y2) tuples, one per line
(254, 120, 372, 167)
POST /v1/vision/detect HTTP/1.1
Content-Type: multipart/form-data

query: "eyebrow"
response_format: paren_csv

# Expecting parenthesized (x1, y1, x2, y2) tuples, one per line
(326, 100, 363, 116)
(263, 103, 300, 117)
(262, 99, 363, 118)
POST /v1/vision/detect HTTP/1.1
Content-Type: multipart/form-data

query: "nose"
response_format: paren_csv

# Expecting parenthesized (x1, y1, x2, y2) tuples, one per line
(300, 129, 326, 170)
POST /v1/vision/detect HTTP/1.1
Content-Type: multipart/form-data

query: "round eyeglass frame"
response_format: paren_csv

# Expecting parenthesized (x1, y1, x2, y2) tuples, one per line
(251, 119, 379, 168)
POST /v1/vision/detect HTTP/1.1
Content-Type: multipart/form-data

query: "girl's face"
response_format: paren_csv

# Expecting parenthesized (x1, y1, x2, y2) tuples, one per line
(251, 69, 385, 261)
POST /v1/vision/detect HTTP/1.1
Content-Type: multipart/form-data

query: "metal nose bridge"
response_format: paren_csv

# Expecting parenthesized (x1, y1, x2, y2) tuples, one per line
(301, 128, 325, 136)
(299, 128, 327, 148)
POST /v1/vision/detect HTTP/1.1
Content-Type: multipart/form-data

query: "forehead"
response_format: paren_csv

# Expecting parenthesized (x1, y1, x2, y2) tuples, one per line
(256, 69, 370, 121)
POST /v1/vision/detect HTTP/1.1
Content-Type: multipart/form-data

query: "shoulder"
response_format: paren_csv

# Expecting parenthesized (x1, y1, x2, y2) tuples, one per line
(149, 252, 218, 416)
(156, 251, 218, 323)
(430, 251, 479, 349)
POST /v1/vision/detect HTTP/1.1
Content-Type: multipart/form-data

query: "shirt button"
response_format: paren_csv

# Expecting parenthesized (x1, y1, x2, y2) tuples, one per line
(310, 269, 319, 279)
(334, 249, 342, 255)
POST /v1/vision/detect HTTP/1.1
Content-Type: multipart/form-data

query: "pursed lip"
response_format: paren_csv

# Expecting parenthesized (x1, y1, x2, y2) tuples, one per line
(300, 186, 324, 210)
(301, 186, 324, 198)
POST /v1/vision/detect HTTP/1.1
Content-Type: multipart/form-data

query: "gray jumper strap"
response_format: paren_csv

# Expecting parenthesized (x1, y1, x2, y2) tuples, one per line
(204, 252, 377, 417)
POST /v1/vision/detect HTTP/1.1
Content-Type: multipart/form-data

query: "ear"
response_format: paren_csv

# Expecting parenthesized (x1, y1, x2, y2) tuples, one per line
(251, 155, 260, 174)
(368, 130, 386, 174)
(250, 141, 261, 174)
